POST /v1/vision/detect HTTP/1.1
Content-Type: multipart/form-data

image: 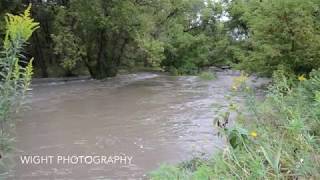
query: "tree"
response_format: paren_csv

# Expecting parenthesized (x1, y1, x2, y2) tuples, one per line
(234, 0, 320, 75)
(0, 0, 234, 78)
(52, 0, 150, 78)
(158, 0, 228, 74)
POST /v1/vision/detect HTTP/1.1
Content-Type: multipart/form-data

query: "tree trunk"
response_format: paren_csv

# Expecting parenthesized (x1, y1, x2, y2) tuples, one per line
(32, 31, 49, 78)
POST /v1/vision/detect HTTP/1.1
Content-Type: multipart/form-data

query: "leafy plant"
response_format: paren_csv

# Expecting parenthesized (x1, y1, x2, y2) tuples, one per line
(0, 4, 38, 170)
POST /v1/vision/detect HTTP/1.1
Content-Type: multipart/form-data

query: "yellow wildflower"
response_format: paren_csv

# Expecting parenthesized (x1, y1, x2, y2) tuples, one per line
(232, 86, 238, 91)
(298, 75, 306, 81)
(250, 131, 257, 138)
(232, 72, 249, 91)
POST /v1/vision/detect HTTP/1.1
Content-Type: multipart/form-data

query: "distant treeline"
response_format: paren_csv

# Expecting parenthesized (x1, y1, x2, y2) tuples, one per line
(1, 0, 320, 78)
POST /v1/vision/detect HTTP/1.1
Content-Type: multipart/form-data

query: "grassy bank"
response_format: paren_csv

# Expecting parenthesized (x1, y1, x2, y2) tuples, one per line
(150, 70, 320, 179)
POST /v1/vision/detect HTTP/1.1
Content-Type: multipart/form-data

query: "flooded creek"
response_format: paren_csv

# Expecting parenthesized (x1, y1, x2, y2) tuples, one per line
(9, 72, 266, 179)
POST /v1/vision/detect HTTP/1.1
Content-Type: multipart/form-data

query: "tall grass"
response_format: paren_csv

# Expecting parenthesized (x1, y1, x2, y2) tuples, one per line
(150, 69, 320, 179)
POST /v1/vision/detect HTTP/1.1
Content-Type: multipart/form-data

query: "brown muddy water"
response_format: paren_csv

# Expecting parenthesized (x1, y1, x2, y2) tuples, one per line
(7, 71, 267, 179)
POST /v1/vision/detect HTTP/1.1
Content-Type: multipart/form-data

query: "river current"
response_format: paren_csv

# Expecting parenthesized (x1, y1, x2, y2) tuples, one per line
(8, 71, 267, 179)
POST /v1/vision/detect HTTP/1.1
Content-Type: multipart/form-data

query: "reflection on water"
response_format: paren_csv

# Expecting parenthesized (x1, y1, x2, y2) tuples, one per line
(9, 72, 266, 179)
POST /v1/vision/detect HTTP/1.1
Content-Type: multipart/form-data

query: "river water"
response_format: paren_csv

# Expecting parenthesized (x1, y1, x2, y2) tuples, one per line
(8, 71, 267, 179)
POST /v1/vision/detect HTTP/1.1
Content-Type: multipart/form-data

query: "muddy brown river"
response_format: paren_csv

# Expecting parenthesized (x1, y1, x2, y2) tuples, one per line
(6, 71, 266, 179)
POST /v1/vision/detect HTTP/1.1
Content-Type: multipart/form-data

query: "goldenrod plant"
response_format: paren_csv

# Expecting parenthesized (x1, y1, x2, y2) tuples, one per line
(0, 4, 39, 169)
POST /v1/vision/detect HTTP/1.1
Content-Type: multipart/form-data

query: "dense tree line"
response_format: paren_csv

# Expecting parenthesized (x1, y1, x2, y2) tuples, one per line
(1, 0, 319, 78)
(227, 0, 320, 76)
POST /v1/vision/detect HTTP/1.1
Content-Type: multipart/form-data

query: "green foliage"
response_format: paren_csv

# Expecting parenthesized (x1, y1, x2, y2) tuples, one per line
(51, 7, 85, 76)
(0, 0, 232, 78)
(232, 0, 320, 75)
(3, 5, 38, 50)
(52, 29, 83, 75)
(162, 32, 210, 75)
(51, 0, 174, 78)
(0, 5, 38, 167)
(159, 0, 230, 75)
(1, 0, 319, 78)
(0, 0, 20, 45)
(136, 37, 165, 67)
(150, 165, 191, 180)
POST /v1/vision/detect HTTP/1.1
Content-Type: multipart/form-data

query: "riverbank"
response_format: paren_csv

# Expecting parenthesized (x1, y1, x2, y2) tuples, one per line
(150, 70, 320, 179)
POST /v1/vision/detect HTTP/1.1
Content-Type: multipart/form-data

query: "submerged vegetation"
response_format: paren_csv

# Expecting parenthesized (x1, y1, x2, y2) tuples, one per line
(199, 71, 217, 81)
